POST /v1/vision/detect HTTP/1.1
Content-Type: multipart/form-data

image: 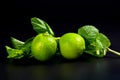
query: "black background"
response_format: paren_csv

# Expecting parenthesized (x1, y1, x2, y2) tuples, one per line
(1, 0, 120, 80)
(1, 0, 120, 57)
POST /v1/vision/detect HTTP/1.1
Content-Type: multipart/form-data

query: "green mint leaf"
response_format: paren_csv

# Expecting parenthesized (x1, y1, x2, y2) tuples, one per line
(92, 33, 110, 57)
(44, 22, 54, 36)
(31, 17, 54, 36)
(78, 25, 99, 43)
(85, 49, 107, 57)
(85, 36, 108, 57)
(84, 38, 107, 57)
(97, 33, 111, 48)
(78, 25, 111, 57)
(20, 37, 34, 57)
(5, 46, 24, 59)
(11, 37, 24, 49)
(31, 17, 47, 33)
(6, 37, 34, 59)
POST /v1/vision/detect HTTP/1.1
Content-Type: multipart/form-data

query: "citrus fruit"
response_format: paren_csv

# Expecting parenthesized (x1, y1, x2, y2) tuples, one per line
(31, 33, 57, 61)
(59, 33, 85, 59)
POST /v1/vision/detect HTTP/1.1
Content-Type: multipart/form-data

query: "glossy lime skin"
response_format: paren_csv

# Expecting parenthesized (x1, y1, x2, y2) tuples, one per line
(59, 33, 85, 59)
(31, 34, 57, 61)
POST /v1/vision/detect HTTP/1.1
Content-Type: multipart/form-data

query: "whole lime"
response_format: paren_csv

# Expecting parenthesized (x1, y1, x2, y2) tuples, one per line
(31, 33, 57, 61)
(59, 33, 85, 59)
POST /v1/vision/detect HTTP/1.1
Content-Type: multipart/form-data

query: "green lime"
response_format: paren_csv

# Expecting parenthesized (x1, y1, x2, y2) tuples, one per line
(59, 33, 85, 59)
(31, 33, 57, 61)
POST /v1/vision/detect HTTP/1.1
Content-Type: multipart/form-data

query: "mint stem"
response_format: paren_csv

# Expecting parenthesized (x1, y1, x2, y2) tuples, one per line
(108, 48, 120, 56)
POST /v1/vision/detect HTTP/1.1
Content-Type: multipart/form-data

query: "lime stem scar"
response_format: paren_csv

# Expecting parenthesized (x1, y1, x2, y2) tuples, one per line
(55, 37, 60, 40)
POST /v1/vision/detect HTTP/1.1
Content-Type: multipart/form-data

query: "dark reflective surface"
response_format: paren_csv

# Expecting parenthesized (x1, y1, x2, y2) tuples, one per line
(0, 56, 120, 80)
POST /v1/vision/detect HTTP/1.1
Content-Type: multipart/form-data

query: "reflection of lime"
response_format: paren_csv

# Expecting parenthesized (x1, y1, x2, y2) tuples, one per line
(59, 33, 85, 59)
(31, 33, 57, 61)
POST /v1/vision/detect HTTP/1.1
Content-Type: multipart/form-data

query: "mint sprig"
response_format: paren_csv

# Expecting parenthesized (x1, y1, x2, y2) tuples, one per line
(78, 25, 120, 57)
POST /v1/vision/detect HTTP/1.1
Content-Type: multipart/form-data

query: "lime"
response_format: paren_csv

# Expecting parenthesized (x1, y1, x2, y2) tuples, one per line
(31, 33, 57, 61)
(59, 33, 85, 59)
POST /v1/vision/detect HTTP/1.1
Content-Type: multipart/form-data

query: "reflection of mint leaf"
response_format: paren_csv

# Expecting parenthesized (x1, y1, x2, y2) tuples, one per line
(78, 25, 111, 57)
(31, 17, 54, 36)
(5, 46, 24, 59)
(11, 37, 24, 49)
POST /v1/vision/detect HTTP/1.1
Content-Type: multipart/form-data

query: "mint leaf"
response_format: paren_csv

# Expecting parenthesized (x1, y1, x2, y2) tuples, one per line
(6, 37, 34, 59)
(11, 37, 24, 49)
(20, 37, 34, 57)
(31, 17, 47, 33)
(44, 22, 54, 36)
(78, 25, 111, 57)
(31, 17, 54, 36)
(78, 25, 99, 43)
(5, 46, 24, 59)
(92, 33, 111, 57)
(97, 33, 111, 48)
(85, 33, 110, 57)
